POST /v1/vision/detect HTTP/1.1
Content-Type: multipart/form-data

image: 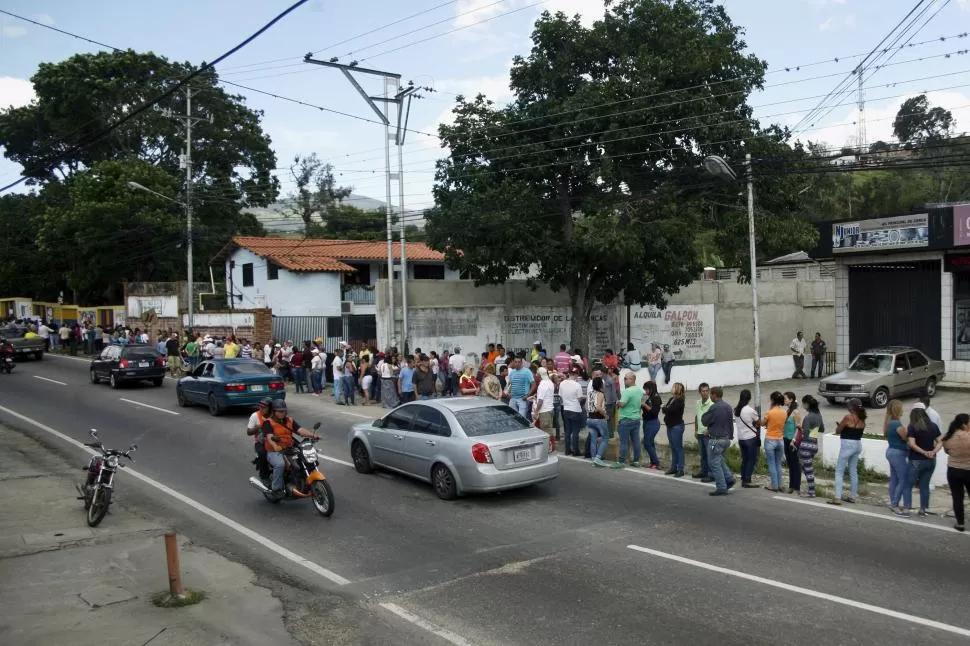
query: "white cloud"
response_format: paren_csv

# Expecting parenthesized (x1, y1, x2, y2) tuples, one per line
(0, 77, 35, 109)
(542, 0, 604, 26)
(31, 13, 55, 26)
(454, 0, 602, 31)
(819, 18, 833, 31)
(454, 0, 507, 29)
(1, 25, 27, 38)
(818, 13, 856, 32)
(796, 90, 970, 150)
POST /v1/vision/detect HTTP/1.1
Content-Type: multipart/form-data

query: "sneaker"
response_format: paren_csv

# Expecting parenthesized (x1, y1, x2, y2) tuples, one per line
(649, 464, 661, 470)
(630, 461, 641, 468)
(611, 461, 625, 469)
(799, 492, 816, 498)
(842, 496, 857, 504)
(663, 469, 677, 475)
(742, 483, 759, 489)
(727, 480, 736, 490)
(709, 490, 728, 496)
(918, 508, 927, 517)
(691, 472, 704, 479)
(700, 476, 714, 483)
(592, 457, 607, 467)
(674, 471, 685, 478)
(827, 498, 842, 506)
(955, 524, 966, 532)
(894, 509, 911, 518)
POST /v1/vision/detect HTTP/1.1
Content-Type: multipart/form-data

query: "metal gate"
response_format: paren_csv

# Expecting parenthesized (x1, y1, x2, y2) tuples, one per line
(272, 316, 343, 352)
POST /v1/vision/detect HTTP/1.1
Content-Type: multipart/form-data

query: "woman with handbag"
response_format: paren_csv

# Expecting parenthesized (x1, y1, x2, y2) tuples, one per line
(797, 395, 824, 498)
(734, 389, 761, 488)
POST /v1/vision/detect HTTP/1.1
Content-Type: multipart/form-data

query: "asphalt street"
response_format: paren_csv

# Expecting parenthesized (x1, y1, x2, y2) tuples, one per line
(2, 354, 969, 645)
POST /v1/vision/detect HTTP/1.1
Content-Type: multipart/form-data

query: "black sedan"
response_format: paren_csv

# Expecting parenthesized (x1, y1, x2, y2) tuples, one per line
(90, 344, 166, 388)
(176, 359, 285, 416)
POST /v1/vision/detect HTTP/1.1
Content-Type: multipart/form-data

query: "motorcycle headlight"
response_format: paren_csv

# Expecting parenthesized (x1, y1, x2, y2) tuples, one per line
(302, 447, 318, 461)
(107, 456, 120, 468)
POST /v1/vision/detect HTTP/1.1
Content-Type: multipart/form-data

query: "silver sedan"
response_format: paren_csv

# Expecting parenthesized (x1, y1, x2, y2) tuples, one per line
(348, 398, 559, 500)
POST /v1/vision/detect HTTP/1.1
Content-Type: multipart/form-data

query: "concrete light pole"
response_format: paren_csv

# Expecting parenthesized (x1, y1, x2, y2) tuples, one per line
(704, 152, 761, 411)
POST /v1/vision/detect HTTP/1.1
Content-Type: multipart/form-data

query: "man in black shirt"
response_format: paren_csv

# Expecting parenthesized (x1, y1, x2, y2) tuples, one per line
(165, 333, 181, 377)
(414, 357, 436, 400)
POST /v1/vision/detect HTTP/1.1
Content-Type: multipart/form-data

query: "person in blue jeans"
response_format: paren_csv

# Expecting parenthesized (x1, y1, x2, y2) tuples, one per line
(692, 383, 713, 481)
(506, 356, 536, 419)
(701, 386, 737, 495)
(830, 398, 867, 505)
(662, 382, 687, 477)
(883, 400, 912, 516)
(586, 377, 610, 466)
(640, 380, 663, 470)
(612, 372, 642, 468)
(907, 404, 942, 516)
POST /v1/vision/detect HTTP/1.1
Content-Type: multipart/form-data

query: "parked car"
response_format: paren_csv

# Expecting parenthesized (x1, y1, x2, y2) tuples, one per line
(4, 326, 46, 360)
(176, 359, 285, 416)
(348, 398, 559, 500)
(817, 346, 945, 408)
(90, 344, 166, 388)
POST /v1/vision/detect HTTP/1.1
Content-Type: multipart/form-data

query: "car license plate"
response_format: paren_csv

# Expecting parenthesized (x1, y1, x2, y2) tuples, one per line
(138, 361, 149, 368)
(250, 385, 265, 392)
(833, 397, 844, 403)
(513, 448, 532, 463)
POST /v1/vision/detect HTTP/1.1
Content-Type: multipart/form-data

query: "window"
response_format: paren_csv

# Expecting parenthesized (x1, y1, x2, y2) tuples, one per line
(267, 262, 280, 281)
(413, 264, 445, 280)
(326, 317, 343, 338)
(382, 408, 417, 430)
(124, 347, 160, 361)
(893, 354, 910, 372)
(847, 353, 893, 373)
(905, 351, 928, 368)
(410, 406, 450, 436)
(242, 263, 254, 287)
(455, 405, 532, 437)
(222, 361, 271, 376)
(346, 263, 371, 285)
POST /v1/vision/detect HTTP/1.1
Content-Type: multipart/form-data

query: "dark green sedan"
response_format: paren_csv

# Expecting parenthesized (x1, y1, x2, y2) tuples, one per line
(176, 359, 285, 416)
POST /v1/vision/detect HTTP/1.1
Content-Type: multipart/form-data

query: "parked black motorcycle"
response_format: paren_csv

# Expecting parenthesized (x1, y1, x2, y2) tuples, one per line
(0, 336, 14, 373)
(76, 429, 137, 527)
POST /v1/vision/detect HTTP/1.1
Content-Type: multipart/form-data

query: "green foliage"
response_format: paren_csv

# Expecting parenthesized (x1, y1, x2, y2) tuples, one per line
(0, 49, 278, 303)
(427, 0, 771, 350)
(285, 153, 352, 232)
(893, 94, 954, 146)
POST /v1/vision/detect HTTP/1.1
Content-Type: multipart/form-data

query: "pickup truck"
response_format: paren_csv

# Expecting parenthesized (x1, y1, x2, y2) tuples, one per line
(2, 326, 46, 360)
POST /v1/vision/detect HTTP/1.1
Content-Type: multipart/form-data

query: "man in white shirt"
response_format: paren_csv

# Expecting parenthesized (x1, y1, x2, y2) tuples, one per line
(533, 367, 556, 435)
(37, 322, 52, 350)
(920, 396, 942, 429)
(332, 349, 345, 404)
(449, 347, 465, 397)
(789, 331, 807, 379)
(263, 342, 274, 368)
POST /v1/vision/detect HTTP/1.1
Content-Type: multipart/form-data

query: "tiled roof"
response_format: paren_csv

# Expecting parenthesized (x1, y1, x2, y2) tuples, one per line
(231, 236, 444, 273)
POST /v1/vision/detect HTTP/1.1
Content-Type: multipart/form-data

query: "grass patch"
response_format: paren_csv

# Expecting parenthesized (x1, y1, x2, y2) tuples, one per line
(152, 589, 206, 608)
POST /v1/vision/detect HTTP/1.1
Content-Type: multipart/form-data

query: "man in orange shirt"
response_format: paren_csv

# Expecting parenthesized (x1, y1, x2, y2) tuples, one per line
(262, 400, 320, 497)
(486, 343, 500, 365)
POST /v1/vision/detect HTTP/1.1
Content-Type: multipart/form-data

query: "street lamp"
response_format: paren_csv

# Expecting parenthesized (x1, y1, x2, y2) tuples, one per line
(127, 181, 194, 331)
(703, 152, 761, 411)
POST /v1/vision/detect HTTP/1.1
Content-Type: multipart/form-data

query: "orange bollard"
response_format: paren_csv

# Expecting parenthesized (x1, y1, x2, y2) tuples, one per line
(164, 532, 184, 598)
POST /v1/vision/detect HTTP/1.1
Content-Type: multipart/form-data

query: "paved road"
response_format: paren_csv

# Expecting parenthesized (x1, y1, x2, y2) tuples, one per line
(2, 355, 969, 645)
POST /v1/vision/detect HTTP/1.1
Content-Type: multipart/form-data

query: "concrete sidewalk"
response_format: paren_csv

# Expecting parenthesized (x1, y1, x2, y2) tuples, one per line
(0, 425, 299, 646)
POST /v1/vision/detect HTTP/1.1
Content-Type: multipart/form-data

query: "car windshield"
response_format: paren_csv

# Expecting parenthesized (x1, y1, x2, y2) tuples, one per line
(222, 361, 272, 376)
(848, 353, 893, 373)
(454, 406, 532, 437)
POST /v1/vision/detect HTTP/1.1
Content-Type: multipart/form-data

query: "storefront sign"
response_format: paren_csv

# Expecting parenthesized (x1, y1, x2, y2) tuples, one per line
(832, 213, 929, 253)
(944, 254, 970, 272)
(629, 304, 715, 361)
(954, 204, 970, 247)
(956, 300, 970, 361)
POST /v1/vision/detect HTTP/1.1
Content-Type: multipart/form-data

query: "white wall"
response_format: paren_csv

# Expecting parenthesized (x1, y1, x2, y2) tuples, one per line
(227, 248, 342, 317)
(183, 312, 255, 328)
(126, 295, 179, 318)
(622, 354, 796, 393)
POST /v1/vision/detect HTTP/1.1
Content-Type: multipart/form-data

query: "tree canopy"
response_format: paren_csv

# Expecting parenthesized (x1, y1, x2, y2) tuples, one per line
(0, 49, 277, 304)
(426, 0, 808, 350)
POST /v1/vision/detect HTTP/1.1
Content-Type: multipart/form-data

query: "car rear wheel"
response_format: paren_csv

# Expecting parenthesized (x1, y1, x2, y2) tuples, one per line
(870, 387, 889, 409)
(176, 387, 188, 407)
(431, 463, 458, 500)
(923, 377, 937, 397)
(825, 397, 838, 406)
(207, 393, 222, 416)
(351, 439, 373, 474)
(109, 373, 120, 389)
(34, 350, 43, 360)
(152, 378, 164, 387)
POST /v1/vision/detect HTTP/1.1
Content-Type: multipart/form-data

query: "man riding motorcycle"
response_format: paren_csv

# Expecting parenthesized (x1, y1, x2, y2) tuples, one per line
(261, 399, 320, 498)
(246, 397, 274, 480)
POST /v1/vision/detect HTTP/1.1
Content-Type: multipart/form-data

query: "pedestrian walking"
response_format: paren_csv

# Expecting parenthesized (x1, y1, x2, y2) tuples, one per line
(829, 398, 867, 505)
(586, 376, 610, 467)
(883, 400, 911, 516)
(907, 403, 942, 516)
(942, 413, 970, 532)
(797, 395, 823, 498)
(662, 382, 686, 477)
(783, 391, 802, 494)
(612, 371, 642, 469)
(734, 389, 760, 488)
(641, 380, 663, 470)
(810, 332, 827, 379)
(310, 348, 324, 396)
(660, 344, 675, 385)
(701, 387, 736, 496)
(692, 383, 714, 482)
(789, 331, 807, 379)
(763, 391, 787, 492)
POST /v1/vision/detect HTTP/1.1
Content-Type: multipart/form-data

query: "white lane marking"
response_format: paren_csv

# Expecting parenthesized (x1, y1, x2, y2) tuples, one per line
(32, 375, 67, 386)
(559, 454, 714, 487)
(627, 544, 970, 638)
(771, 495, 967, 535)
(379, 602, 476, 646)
(0, 404, 352, 586)
(119, 398, 180, 416)
(320, 455, 355, 468)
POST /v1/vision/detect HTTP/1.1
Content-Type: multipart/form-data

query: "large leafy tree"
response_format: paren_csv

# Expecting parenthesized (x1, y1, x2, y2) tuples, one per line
(0, 49, 276, 301)
(285, 153, 352, 234)
(893, 94, 954, 147)
(427, 0, 771, 350)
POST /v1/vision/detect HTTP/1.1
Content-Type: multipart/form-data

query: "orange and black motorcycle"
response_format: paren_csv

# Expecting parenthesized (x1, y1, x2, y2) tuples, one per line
(248, 422, 334, 517)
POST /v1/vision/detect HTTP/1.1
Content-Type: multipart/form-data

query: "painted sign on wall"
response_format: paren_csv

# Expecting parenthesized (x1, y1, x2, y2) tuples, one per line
(954, 204, 970, 247)
(629, 304, 715, 361)
(832, 213, 928, 253)
(126, 295, 179, 318)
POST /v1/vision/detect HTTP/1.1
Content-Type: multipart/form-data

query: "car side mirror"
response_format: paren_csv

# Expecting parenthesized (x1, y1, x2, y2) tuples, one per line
(313, 422, 321, 430)
(372, 419, 382, 428)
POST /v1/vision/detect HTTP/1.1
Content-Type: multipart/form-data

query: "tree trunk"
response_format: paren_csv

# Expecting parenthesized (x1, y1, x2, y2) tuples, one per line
(567, 278, 590, 357)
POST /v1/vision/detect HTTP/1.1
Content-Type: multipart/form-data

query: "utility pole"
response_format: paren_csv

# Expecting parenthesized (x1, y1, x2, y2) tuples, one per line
(158, 87, 210, 331)
(856, 66, 867, 153)
(303, 55, 423, 351)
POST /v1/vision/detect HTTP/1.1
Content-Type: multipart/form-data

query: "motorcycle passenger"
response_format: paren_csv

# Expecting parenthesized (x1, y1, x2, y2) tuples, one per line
(247, 397, 274, 480)
(262, 399, 320, 497)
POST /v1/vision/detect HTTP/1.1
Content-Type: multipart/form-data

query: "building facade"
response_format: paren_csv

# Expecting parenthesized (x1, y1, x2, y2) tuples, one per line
(814, 204, 970, 384)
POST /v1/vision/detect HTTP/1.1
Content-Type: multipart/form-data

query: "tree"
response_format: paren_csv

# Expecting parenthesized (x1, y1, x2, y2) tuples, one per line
(0, 49, 277, 301)
(426, 0, 771, 351)
(285, 153, 352, 234)
(893, 94, 954, 147)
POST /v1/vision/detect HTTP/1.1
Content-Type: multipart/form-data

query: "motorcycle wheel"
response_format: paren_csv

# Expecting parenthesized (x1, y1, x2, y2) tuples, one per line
(86, 486, 110, 527)
(310, 480, 334, 517)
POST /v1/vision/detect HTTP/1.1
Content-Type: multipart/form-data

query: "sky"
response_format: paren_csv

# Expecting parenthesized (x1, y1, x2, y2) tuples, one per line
(1, 0, 970, 217)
